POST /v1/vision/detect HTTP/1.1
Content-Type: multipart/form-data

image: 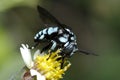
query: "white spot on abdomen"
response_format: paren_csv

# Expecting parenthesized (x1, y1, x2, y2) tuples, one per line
(71, 37, 74, 40)
(43, 28, 47, 34)
(34, 33, 39, 39)
(48, 27, 58, 35)
(59, 37, 68, 43)
(64, 42, 69, 47)
(39, 35, 44, 39)
(39, 31, 42, 35)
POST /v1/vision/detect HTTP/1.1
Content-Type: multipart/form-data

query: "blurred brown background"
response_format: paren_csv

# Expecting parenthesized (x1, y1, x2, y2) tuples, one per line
(0, 0, 120, 80)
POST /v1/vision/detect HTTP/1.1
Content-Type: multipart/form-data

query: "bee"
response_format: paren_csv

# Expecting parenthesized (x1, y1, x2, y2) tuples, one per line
(31, 5, 97, 63)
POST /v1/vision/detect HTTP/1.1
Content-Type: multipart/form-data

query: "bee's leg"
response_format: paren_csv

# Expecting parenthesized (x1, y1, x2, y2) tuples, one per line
(50, 40, 57, 51)
(47, 51, 52, 60)
(46, 41, 57, 60)
(29, 42, 39, 49)
(41, 40, 57, 53)
(41, 42, 52, 53)
(61, 56, 65, 69)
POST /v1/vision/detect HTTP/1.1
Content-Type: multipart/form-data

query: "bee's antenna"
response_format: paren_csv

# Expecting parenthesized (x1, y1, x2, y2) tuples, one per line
(75, 49, 98, 56)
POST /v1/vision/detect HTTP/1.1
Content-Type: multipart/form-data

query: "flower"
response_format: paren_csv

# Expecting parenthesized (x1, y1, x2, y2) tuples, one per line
(20, 44, 71, 80)
(20, 44, 45, 80)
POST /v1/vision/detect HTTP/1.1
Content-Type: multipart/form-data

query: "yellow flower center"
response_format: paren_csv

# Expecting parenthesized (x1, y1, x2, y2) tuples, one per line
(34, 50, 71, 80)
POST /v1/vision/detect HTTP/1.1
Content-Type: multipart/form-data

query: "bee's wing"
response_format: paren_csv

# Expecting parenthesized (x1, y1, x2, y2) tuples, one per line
(37, 5, 66, 30)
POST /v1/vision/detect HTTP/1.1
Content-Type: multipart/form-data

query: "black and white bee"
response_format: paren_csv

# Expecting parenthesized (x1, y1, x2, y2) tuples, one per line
(32, 6, 97, 59)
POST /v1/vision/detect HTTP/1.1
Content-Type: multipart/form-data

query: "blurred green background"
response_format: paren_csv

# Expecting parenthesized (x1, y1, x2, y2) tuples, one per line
(0, 0, 120, 80)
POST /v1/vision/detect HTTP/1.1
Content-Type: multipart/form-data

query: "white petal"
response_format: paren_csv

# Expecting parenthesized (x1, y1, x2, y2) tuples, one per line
(33, 50, 45, 60)
(33, 50, 40, 60)
(30, 69, 46, 80)
(20, 44, 33, 69)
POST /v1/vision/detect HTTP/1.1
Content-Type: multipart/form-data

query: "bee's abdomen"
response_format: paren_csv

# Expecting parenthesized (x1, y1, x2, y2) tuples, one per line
(34, 27, 59, 42)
